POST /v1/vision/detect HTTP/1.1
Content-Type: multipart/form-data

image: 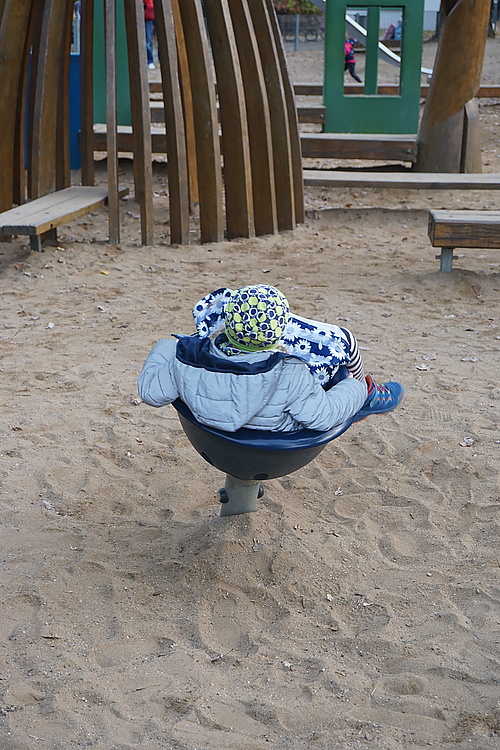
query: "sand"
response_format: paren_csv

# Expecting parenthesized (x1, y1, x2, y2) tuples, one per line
(1, 39, 499, 750)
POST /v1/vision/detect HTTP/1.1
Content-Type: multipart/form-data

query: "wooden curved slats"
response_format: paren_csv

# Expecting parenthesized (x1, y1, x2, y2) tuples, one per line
(28, 0, 68, 199)
(265, 0, 304, 225)
(176, 0, 224, 243)
(0, 0, 33, 211)
(0, 0, 303, 245)
(204, 0, 254, 240)
(227, 0, 277, 237)
(246, 0, 296, 231)
(154, 0, 190, 245)
(124, 0, 154, 245)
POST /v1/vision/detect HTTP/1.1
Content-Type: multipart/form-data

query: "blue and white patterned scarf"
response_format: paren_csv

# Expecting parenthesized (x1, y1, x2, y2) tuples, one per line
(192, 287, 351, 387)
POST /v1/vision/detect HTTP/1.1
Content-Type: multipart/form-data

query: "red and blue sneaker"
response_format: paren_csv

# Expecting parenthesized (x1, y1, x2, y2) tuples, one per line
(352, 374, 404, 423)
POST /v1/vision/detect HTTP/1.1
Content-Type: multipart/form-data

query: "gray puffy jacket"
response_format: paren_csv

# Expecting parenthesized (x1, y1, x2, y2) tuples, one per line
(138, 336, 367, 433)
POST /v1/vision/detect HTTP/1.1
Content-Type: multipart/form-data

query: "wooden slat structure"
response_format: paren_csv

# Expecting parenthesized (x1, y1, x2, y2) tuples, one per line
(0, 0, 302, 246)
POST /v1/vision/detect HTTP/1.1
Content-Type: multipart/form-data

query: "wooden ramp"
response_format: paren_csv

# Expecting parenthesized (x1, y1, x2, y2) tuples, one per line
(303, 170, 500, 190)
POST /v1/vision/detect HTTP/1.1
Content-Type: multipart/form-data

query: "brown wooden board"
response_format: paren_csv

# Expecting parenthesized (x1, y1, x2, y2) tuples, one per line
(55, 0, 73, 190)
(171, 0, 199, 210)
(154, 0, 190, 245)
(0, 186, 116, 235)
(93, 124, 168, 152)
(227, 0, 277, 236)
(303, 170, 500, 190)
(428, 209, 500, 248)
(265, 0, 303, 224)
(294, 84, 500, 98)
(176, 0, 223, 243)
(105, 0, 120, 244)
(204, 0, 254, 240)
(28, 0, 68, 199)
(80, 0, 95, 186)
(0, 0, 33, 211)
(297, 104, 325, 125)
(248, 0, 295, 231)
(124, 0, 154, 245)
(300, 133, 417, 161)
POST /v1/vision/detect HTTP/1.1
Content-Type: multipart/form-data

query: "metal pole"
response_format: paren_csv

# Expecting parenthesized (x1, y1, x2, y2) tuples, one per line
(295, 13, 299, 51)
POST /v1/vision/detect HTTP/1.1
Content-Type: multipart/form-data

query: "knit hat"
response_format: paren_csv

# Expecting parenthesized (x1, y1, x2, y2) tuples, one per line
(223, 285, 290, 352)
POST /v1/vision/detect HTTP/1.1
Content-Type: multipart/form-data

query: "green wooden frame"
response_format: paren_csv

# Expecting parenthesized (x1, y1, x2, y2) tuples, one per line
(324, 1, 424, 134)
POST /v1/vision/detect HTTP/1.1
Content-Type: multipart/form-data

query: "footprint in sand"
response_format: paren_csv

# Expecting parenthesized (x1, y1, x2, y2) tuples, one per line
(197, 587, 260, 656)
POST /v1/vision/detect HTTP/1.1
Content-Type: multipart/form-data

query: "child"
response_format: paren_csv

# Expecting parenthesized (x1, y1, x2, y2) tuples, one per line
(138, 285, 403, 433)
(344, 37, 362, 83)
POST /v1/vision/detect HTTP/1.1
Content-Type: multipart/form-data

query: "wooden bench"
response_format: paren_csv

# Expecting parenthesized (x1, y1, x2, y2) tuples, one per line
(428, 209, 500, 271)
(0, 186, 125, 252)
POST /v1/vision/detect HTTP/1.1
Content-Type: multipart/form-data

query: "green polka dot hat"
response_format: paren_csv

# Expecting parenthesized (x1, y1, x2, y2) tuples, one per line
(223, 285, 290, 352)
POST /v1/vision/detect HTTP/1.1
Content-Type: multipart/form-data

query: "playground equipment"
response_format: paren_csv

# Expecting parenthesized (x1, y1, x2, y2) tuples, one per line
(173, 399, 354, 516)
(0, 0, 303, 247)
(324, 1, 426, 134)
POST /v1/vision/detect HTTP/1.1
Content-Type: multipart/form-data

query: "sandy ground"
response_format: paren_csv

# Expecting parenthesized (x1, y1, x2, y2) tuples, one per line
(1, 38, 499, 750)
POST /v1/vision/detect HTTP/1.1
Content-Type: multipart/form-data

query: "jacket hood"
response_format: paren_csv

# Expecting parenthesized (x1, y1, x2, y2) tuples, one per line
(173, 336, 287, 431)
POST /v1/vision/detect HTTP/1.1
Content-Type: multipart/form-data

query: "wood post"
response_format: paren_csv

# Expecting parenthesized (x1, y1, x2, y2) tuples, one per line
(123, 0, 154, 245)
(204, 0, 255, 240)
(416, 0, 491, 173)
(154, 0, 190, 245)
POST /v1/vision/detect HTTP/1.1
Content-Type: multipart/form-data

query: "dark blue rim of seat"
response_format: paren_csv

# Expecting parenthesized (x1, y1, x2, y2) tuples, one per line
(172, 399, 354, 452)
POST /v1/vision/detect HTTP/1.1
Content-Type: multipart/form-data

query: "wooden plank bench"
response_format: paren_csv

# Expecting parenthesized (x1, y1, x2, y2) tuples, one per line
(428, 209, 500, 271)
(0, 186, 126, 252)
(303, 170, 500, 190)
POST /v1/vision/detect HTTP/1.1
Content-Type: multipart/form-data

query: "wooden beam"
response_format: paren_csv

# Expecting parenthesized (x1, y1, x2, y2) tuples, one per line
(123, 0, 154, 245)
(303, 170, 500, 190)
(265, 0, 303, 224)
(171, 0, 198, 210)
(28, 0, 68, 199)
(204, 0, 254, 240)
(80, 0, 95, 185)
(226, 0, 277, 237)
(0, 0, 33, 211)
(292, 83, 500, 99)
(154, 0, 190, 245)
(248, 0, 295, 231)
(176, 0, 224, 243)
(301, 133, 417, 162)
(416, 0, 491, 172)
(55, 0, 73, 190)
(105, 0, 120, 244)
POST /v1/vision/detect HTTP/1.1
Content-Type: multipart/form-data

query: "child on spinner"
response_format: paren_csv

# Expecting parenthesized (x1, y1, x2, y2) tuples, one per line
(138, 285, 403, 433)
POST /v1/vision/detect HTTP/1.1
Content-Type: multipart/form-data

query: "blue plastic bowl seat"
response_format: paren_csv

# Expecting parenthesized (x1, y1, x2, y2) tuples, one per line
(172, 399, 353, 481)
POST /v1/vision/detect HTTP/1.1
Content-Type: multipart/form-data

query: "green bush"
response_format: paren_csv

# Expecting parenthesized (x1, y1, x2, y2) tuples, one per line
(273, 1, 322, 15)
